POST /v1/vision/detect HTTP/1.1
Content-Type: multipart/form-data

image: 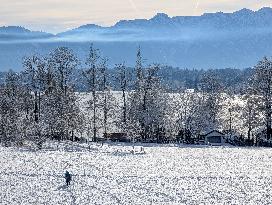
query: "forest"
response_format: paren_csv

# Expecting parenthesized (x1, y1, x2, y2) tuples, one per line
(0, 45, 271, 148)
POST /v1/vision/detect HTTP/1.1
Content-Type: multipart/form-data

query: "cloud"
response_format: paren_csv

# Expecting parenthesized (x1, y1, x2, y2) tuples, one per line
(0, 0, 272, 33)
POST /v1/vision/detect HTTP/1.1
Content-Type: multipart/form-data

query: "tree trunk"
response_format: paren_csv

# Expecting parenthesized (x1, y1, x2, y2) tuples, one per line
(247, 127, 252, 140)
(34, 91, 39, 122)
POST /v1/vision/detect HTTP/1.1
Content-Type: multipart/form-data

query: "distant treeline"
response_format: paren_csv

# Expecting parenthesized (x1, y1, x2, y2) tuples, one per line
(0, 66, 253, 93)
(73, 66, 254, 93)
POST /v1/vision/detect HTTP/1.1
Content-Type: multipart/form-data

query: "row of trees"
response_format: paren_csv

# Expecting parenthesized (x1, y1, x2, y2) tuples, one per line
(0, 45, 271, 147)
(0, 46, 167, 146)
(0, 47, 83, 147)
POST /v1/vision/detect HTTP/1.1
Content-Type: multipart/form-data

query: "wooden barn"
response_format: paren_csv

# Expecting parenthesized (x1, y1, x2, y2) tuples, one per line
(203, 130, 225, 146)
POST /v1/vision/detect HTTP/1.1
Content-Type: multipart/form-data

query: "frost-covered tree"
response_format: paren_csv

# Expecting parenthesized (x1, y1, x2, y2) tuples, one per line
(135, 47, 144, 89)
(194, 71, 223, 133)
(217, 93, 244, 138)
(172, 91, 201, 142)
(41, 47, 80, 141)
(22, 55, 48, 147)
(114, 63, 132, 132)
(128, 58, 167, 142)
(23, 54, 46, 122)
(250, 57, 272, 140)
(98, 58, 116, 136)
(47, 47, 78, 94)
(83, 45, 102, 142)
(0, 71, 28, 146)
(241, 94, 263, 142)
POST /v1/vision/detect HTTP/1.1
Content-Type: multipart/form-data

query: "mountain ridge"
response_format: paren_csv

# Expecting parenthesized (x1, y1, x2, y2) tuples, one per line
(1, 7, 272, 35)
(1, 7, 272, 70)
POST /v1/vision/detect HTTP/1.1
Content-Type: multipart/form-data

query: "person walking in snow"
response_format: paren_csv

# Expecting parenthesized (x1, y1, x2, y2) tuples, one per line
(65, 171, 72, 186)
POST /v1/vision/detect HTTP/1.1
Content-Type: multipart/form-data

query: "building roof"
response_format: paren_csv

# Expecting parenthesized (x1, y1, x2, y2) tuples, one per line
(203, 130, 225, 137)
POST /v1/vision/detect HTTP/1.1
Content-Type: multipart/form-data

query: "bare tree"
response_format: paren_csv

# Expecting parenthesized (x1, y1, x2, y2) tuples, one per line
(83, 45, 101, 142)
(23, 54, 46, 123)
(0, 71, 27, 146)
(47, 47, 78, 95)
(42, 47, 79, 141)
(115, 63, 131, 130)
(99, 58, 116, 137)
(129, 61, 167, 142)
(196, 71, 223, 132)
(250, 57, 272, 140)
(242, 94, 262, 143)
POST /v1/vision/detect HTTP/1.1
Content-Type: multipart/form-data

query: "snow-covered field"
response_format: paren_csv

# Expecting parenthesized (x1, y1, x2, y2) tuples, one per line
(1, 142, 272, 205)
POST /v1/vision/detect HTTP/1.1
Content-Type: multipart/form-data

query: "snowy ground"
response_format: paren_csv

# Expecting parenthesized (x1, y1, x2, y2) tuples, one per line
(1, 142, 272, 205)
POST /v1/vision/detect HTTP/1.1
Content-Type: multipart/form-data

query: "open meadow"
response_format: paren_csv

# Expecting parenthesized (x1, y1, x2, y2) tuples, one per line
(0, 142, 272, 205)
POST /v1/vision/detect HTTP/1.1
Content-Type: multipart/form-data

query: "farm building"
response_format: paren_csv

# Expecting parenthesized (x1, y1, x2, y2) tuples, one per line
(203, 130, 225, 146)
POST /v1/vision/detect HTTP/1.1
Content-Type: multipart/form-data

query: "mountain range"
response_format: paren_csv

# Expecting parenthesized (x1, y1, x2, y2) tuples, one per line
(1, 7, 272, 70)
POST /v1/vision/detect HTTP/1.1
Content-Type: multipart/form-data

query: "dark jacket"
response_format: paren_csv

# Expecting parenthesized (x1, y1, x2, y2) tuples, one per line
(65, 171, 71, 181)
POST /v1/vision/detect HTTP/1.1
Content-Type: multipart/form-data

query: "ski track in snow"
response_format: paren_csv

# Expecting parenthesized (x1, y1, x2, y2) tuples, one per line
(1, 142, 272, 204)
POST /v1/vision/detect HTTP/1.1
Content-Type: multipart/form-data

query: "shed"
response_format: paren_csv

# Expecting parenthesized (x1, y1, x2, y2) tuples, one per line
(203, 130, 225, 146)
(103, 133, 129, 142)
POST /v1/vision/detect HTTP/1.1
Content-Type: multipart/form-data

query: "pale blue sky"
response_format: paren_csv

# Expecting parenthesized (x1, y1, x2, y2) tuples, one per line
(1, 0, 272, 33)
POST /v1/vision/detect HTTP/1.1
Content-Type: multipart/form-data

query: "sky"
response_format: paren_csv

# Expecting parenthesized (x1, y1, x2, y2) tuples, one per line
(1, 0, 272, 33)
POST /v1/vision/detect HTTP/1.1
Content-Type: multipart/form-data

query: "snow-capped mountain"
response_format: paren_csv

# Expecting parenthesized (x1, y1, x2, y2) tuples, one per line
(1, 7, 272, 70)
